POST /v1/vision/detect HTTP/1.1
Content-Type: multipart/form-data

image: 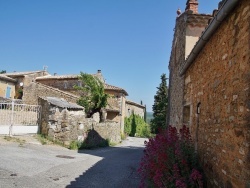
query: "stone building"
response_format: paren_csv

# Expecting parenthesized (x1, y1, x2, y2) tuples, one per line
(168, 0, 250, 187)
(2, 69, 143, 137)
(125, 100, 146, 119)
(35, 70, 129, 131)
(168, 0, 212, 129)
(0, 74, 16, 99)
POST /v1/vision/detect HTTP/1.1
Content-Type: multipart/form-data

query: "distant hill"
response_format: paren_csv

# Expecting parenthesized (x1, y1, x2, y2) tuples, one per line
(146, 112, 153, 124)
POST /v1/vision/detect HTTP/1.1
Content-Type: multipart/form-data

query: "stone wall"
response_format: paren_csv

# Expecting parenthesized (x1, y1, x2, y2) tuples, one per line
(39, 98, 121, 146)
(184, 1, 250, 186)
(24, 82, 79, 105)
(168, 13, 187, 128)
(125, 101, 145, 118)
(36, 79, 80, 95)
(168, 11, 212, 129)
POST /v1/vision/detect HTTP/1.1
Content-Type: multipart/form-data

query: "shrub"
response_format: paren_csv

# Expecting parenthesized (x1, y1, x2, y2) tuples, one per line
(69, 140, 82, 150)
(124, 114, 151, 138)
(138, 125, 203, 188)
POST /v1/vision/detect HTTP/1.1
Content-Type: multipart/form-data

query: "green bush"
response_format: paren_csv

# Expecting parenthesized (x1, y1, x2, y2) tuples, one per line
(125, 114, 151, 138)
(69, 140, 82, 150)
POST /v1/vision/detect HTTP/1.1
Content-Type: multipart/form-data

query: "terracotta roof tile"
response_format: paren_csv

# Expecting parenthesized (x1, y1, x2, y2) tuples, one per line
(126, 100, 145, 108)
(36, 73, 128, 95)
(104, 83, 128, 96)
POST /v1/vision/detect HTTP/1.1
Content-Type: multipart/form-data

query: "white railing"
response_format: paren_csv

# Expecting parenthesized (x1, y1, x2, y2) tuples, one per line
(0, 101, 41, 135)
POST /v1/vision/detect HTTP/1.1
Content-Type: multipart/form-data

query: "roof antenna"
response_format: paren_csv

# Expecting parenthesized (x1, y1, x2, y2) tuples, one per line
(43, 66, 48, 71)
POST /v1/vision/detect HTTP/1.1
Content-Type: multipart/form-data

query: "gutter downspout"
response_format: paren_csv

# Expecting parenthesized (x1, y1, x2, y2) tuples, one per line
(179, 0, 239, 76)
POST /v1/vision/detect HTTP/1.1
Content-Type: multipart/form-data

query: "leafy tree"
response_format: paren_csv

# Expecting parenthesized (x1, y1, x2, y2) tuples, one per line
(74, 72, 109, 120)
(150, 73, 168, 134)
(0, 70, 6, 74)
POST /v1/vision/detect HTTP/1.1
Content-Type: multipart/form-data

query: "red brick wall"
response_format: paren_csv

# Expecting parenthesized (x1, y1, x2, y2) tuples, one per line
(185, 0, 250, 187)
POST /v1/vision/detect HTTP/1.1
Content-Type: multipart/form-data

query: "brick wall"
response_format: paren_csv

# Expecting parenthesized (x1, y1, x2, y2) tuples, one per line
(184, 0, 250, 186)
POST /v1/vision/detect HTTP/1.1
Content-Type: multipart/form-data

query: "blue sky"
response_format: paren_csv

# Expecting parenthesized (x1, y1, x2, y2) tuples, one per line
(0, 0, 219, 111)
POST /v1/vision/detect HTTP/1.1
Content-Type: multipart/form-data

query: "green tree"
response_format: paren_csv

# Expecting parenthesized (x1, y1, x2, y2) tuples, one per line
(0, 70, 6, 74)
(124, 113, 151, 138)
(74, 72, 109, 120)
(150, 73, 168, 134)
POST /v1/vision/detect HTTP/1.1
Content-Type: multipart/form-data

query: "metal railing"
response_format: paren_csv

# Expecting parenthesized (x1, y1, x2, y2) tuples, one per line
(0, 102, 41, 135)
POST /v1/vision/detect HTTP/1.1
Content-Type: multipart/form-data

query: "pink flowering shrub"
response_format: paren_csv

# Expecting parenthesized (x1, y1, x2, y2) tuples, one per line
(138, 125, 204, 188)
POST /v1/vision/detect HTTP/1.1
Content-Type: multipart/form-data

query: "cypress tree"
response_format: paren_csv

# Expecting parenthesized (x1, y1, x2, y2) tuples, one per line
(150, 73, 168, 134)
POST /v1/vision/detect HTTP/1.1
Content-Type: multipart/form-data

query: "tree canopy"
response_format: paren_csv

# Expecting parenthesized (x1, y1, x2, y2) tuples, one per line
(74, 72, 109, 119)
(150, 73, 168, 134)
(0, 70, 6, 74)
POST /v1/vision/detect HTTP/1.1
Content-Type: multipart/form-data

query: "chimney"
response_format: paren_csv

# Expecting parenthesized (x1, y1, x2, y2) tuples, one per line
(97, 70, 101, 74)
(185, 0, 198, 13)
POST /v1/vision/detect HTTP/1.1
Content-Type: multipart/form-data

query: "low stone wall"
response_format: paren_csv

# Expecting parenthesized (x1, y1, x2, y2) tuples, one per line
(39, 98, 121, 146)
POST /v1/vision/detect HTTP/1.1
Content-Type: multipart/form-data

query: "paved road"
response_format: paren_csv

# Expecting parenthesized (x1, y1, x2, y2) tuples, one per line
(0, 136, 147, 188)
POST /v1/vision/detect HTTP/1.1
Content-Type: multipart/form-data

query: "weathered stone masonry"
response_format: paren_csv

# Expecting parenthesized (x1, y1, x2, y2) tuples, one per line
(39, 97, 121, 145)
(168, 8, 212, 129)
(182, 0, 250, 187)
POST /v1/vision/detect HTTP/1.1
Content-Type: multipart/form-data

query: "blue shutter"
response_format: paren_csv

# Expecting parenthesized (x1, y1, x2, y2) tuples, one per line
(6, 86, 11, 98)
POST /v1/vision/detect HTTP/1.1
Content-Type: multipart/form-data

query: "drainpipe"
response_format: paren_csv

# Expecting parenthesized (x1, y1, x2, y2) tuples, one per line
(180, 0, 239, 76)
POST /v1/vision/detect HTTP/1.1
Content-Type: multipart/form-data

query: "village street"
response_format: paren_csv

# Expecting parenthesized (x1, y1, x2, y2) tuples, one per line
(0, 136, 147, 188)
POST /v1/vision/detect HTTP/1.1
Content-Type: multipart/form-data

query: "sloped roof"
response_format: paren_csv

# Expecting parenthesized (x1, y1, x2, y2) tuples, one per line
(0, 74, 17, 83)
(36, 74, 78, 80)
(4, 70, 48, 77)
(126, 100, 145, 109)
(36, 73, 103, 81)
(36, 73, 128, 96)
(41, 97, 84, 110)
(104, 83, 128, 96)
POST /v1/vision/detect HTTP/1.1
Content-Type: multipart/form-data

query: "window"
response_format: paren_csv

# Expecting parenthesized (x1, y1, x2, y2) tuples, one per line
(5, 86, 11, 98)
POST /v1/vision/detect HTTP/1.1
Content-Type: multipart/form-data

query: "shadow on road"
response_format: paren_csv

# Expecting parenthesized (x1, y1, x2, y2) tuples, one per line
(66, 144, 145, 188)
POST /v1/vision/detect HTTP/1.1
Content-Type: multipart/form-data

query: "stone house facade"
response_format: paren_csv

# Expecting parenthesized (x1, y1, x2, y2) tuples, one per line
(168, 0, 250, 187)
(168, 0, 212, 129)
(35, 70, 129, 133)
(2, 69, 144, 137)
(125, 100, 146, 119)
(0, 74, 16, 99)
